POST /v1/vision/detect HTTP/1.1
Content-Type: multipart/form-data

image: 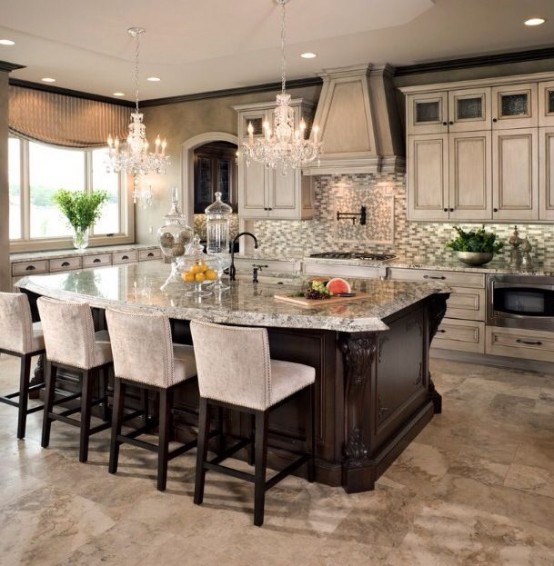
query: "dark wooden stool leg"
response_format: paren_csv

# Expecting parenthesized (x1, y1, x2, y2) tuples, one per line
(194, 397, 210, 505)
(247, 413, 255, 465)
(100, 365, 111, 422)
(141, 388, 149, 422)
(254, 410, 268, 527)
(109, 379, 125, 474)
(215, 406, 225, 456)
(157, 387, 171, 491)
(79, 369, 94, 463)
(308, 384, 316, 482)
(41, 361, 57, 448)
(17, 354, 32, 439)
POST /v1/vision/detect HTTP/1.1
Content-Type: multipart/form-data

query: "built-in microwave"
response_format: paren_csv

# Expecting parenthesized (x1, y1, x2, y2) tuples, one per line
(487, 274, 554, 331)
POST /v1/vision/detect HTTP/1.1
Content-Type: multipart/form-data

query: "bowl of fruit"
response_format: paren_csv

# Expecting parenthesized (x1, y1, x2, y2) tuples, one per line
(178, 255, 219, 297)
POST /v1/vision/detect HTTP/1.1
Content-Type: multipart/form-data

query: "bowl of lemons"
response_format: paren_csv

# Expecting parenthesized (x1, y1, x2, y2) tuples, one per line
(178, 255, 219, 297)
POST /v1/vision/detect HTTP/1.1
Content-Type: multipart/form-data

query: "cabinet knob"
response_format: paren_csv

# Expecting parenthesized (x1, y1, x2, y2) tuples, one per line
(450, 208, 454, 212)
(61, 261, 70, 267)
(93, 258, 101, 263)
(492, 118, 498, 123)
(267, 207, 273, 211)
(442, 122, 447, 126)
(121, 255, 129, 260)
(493, 208, 498, 212)
(147, 252, 154, 257)
(25, 265, 36, 271)
(443, 208, 448, 212)
(449, 121, 453, 125)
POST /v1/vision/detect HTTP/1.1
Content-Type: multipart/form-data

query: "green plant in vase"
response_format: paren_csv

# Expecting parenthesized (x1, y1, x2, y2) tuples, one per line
(446, 225, 503, 266)
(52, 189, 109, 250)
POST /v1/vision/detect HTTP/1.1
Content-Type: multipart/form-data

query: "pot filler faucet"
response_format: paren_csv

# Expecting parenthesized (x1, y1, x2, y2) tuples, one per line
(229, 232, 259, 281)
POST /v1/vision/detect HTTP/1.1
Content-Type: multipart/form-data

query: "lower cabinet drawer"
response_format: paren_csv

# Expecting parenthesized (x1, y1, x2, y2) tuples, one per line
(113, 250, 138, 264)
(486, 326, 554, 363)
(431, 318, 485, 354)
(446, 287, 486, 321)
(83, 254, 112, 268)
(49, 257, 83, 272)
(12, 260, 49, 276)
(139, 249, 161, 261)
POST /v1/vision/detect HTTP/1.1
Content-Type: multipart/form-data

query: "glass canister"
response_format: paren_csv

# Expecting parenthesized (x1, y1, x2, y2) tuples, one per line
(157, 187, 194, 282)
(205, 191, 233, 290)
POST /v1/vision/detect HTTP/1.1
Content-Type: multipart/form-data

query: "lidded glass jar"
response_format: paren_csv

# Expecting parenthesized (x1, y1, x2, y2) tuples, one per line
(205, 192, 233, 254)
(157, 187, 194, 281)
(205, 192, 233, 291)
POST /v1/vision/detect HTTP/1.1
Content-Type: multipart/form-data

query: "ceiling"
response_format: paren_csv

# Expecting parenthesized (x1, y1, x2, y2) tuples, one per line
(2, 0, 554, 102)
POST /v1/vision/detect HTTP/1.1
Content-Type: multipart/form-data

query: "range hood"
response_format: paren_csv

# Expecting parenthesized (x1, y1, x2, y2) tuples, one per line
(303, 64, 405, 176)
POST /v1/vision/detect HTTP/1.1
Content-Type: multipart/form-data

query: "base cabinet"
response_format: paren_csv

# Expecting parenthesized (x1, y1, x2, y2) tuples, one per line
(433, 318, 485, 354)
(486, 326, 554, 363)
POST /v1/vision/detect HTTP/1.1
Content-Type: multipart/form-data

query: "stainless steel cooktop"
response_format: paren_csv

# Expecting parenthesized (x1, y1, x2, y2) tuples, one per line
(309, 252, 397, 261)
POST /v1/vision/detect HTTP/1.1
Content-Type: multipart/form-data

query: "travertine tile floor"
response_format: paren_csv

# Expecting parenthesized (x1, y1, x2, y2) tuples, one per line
(0, 354, 553, 565)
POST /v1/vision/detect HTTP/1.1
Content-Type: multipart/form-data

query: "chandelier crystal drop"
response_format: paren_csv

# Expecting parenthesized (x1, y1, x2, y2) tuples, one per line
(106, 27, 169, 176)
(242, 0, 322, 172)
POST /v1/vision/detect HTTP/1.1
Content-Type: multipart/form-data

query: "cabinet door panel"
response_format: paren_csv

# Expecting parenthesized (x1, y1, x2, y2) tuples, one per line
(448, 87, 491, 132)
(238, 161, 267, 218)
(538, 80, 554, 126)
(492, 84, 537, 129)
(539, 127, 554, 220)
(407, 134, 448, 220)
(493, 129, 538, 220)
(268, 168, 297, 217)
(449, 131, 491, 220)
(407, 92, 448, 134)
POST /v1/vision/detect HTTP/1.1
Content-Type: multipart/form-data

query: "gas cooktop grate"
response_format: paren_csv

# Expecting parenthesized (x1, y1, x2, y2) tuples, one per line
(309, 252, 396, 261)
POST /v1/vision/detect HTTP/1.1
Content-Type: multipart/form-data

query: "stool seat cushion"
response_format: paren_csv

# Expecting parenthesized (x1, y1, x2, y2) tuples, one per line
(173, 344, 197, 384)
(269, 360, 315, 407)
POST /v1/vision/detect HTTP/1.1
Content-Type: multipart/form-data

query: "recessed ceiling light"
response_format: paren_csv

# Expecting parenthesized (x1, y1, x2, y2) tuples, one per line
(41, 77, 56, 83)
(113, 92, 125, 97)
(0, 39, 15, 46)
(301, 52, 317, 59)
(525, 17, 546, 26)
(147, 76, 161, 82)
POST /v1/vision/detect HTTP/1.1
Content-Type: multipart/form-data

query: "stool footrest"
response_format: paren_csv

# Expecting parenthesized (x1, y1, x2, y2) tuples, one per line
(209, 438, 251, 466)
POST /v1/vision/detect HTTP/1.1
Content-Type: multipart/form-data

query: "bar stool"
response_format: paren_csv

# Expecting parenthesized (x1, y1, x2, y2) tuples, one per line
(190, 319, 316, 527)
(37, 296, 112, 463)
(0, 292, 46, 439)
(105, 307, 198, 491)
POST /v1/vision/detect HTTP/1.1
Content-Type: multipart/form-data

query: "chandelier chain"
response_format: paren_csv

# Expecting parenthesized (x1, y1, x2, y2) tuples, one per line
(133, 28, 141, 114)
(280, 0, 286, 95)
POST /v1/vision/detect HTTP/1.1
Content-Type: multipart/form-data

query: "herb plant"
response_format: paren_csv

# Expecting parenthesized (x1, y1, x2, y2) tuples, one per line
(446, 226, 503, 254)
(52, 189, 109, 231)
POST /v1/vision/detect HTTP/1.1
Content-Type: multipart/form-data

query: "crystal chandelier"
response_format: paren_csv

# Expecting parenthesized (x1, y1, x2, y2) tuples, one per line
(107, 27, 169, 176)
(242, 0, 322, 172)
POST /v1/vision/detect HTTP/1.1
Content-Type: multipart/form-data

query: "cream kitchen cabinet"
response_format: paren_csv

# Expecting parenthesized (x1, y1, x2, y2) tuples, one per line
(388, 268, 486, 354)
(234, 99, 314, 220)
(407, 131, 491, 221)
(491, 83, 537, 129)
(538, 80, 554, 126)
(539, 126, 554, 220)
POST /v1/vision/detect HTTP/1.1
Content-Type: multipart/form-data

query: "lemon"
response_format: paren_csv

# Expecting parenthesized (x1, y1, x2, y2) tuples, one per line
(205, 269, 217, 280)
(190, 264, 202, 274)
(182, 271, 195, 282)
(195, 272, 206, 282)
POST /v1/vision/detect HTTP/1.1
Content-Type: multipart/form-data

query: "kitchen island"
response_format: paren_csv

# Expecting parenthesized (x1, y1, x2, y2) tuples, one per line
(17, 261, 449, 493)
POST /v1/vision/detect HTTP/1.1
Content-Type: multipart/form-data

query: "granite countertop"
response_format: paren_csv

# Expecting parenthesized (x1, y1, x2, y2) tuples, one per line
(15, 261, 447, 333)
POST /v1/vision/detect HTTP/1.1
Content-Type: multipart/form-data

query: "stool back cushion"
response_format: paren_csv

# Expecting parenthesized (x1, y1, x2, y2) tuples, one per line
(0, 292, 35, 354)
(105, 308, 176, 388)
(190, 320, 271, 410)
(37, 297, 97, 369)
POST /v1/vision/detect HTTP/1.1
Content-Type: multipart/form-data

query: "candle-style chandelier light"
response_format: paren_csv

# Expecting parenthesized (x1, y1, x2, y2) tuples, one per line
(107, 27, 169, 176)
(241, 0, 322, 172)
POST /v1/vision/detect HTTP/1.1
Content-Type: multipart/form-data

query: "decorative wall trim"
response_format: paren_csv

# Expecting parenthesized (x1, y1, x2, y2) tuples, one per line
(0, 61, 24, 73)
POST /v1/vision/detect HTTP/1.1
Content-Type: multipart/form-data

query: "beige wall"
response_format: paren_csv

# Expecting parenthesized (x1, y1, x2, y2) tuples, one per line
(0, 71, 9, 291)
(137, 85, 320, 244)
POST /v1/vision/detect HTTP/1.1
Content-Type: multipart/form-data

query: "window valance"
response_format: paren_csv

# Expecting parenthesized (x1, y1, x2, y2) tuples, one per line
(9, 85, 129, 148)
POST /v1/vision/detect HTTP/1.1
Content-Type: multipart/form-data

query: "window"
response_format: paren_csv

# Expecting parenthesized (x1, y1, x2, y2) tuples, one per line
(8, 136, 132, 251)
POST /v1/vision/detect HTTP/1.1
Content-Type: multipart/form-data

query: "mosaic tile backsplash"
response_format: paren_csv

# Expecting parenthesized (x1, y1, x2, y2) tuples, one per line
(246, 173, 554, 262)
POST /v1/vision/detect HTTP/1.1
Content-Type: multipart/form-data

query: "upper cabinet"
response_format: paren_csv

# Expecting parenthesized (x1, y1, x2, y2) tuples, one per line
(233, 99, 314, 220)
(402, 74, 550, 222)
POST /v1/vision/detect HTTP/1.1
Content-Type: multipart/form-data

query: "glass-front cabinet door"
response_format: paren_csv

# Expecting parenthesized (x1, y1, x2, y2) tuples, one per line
(491, 84, 537, 129)
(407, 92, 448, 134)
(448, 88, 491, 132)
(538, 80, 554, 126)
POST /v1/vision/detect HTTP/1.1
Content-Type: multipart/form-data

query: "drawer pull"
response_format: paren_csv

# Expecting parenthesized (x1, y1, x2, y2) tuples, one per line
(516, 338, 543, 346)
(438, 329, 446, 333)
(61, 261, 70, 267)
(93, 258, 101, 264)
(25, 265, 36, 271)
(121, 255, 129, 260)
(423, 275, 446, 280)
(147, 252, 154, 257)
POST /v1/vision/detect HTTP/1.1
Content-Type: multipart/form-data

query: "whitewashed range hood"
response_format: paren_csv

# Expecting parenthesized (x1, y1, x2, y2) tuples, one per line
(303, 64, 405, 176)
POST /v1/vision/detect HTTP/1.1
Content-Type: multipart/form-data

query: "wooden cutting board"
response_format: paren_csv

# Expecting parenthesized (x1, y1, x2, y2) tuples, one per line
(274, 292, 370, 308)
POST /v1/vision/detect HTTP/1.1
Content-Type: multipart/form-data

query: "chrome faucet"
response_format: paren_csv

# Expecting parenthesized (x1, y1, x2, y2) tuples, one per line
(229, 232, 259, 281)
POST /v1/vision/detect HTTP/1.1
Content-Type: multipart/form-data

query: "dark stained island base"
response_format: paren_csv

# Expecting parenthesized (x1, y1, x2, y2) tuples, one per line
(17, 261, 449, 493)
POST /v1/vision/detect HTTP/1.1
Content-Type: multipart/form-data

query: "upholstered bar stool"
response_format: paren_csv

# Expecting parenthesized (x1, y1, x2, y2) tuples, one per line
(190, 319, 316, 527)
(105, 308, 197, 492)
(0, 292, 46, 439)
(37, 296, 112, 463)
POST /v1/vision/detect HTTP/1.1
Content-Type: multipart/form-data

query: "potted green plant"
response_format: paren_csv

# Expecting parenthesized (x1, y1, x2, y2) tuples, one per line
(446, 225, 503, 266)
(52, 189, 109, 250)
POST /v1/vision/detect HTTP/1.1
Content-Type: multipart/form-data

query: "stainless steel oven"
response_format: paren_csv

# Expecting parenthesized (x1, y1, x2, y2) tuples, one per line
(487, 274, 554, 331)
